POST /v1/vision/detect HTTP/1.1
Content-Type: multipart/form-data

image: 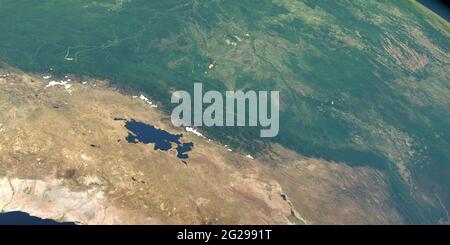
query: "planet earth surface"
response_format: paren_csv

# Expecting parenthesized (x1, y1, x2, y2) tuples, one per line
(0, 0, 449, 224)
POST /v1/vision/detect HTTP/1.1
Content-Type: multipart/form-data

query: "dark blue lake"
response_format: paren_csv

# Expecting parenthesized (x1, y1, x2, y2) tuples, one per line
(116, 118, 194, 159)
(0, 211, 75, 225)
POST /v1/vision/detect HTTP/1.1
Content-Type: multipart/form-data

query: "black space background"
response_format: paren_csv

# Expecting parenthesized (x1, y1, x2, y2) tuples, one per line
(418, 0, 449, 21)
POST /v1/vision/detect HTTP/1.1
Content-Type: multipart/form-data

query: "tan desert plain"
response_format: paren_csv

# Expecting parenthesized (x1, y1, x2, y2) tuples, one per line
(0, 64, 406, 225)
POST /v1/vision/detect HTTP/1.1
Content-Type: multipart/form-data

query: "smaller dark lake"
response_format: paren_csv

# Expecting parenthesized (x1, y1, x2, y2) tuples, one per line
(115, 118, 194, 159)
(176, 142, 194, 159)
(0, 211, 76, 225)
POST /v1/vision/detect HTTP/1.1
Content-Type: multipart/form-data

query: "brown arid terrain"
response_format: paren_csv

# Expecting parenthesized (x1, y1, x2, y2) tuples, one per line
(0, 65, 403, 224)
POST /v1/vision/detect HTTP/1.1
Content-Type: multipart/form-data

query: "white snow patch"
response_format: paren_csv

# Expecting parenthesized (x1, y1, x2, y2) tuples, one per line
(45, 80, 72, 94)
(135, 94, 158, 108)
(185, 127, 204, 137)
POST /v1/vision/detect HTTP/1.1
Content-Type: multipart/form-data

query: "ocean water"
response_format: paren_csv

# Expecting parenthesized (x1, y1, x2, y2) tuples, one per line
(0, 211, 75, 225)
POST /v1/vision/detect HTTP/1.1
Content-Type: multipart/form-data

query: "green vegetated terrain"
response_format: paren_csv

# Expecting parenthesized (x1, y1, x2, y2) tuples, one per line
(0, 0, 449, 224)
